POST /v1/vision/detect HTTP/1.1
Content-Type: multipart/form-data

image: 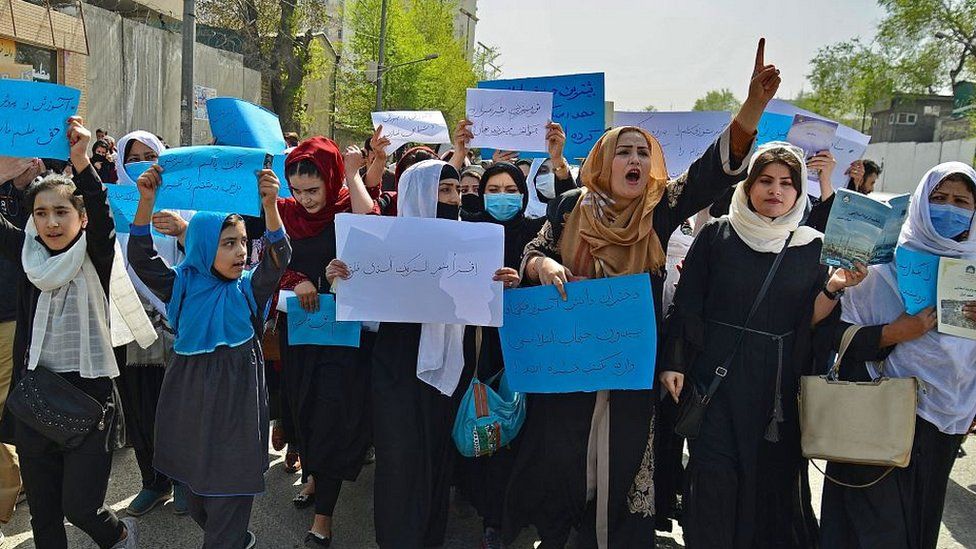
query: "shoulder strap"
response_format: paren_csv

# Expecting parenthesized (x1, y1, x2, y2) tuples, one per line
(827, 325, 862, 380)
(702, 232, 794, 404)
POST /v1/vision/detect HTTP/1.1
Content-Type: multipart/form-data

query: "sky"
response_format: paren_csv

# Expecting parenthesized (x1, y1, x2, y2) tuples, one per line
(475, 0, 886, 112)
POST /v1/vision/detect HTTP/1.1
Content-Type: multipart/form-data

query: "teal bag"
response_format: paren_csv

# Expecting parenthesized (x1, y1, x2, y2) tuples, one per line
(452, 328, 526, 458)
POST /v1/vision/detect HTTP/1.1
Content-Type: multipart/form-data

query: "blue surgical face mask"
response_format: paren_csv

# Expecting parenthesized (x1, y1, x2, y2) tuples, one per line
(534, 172, 556, 199)
(929, 202, 974, 240)
(484, 193, 523, 222)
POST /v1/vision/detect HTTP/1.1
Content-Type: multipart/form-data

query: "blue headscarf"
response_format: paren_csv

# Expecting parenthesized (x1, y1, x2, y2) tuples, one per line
(166, 212, 258, 355)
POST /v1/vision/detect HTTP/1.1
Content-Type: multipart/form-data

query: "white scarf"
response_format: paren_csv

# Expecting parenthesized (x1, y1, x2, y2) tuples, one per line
(842, 162, 976, 434)
(398, 159, 466, 396)
(524, 158, 549, 219)
(726, 142, 823, 252)
(23, 218, 156, 378)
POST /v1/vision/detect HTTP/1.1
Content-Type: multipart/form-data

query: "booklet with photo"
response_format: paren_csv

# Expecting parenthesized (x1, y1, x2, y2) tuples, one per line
(787, 114, 838, 183)
(937, 257, 976, 340)
(820, 189, 911, 269)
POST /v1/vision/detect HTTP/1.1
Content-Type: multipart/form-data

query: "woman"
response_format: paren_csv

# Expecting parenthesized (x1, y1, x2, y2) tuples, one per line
(459, 165, 485, 220)
(502, 40, 783, 547)
(661, 142, 866, 548)
(127, 164, 289, 549)
(524, 157, 578, 219)
(328, 159, 515, 548)
(112, 129, 191, 517)
(455, 161, 539, 548)
(819, 162, 976, 549)
(806, 158, 882, 232)
(0, 117, 152, 549)
(90, 140, 117, 183)
(274, 136, 377, 546)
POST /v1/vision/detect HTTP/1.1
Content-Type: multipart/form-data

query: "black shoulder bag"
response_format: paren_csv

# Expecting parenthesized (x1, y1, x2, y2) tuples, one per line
(674, 232, 794, 439)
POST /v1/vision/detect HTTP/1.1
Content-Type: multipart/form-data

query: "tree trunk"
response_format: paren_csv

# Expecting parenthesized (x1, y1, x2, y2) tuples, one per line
(269, 0, 312, 133)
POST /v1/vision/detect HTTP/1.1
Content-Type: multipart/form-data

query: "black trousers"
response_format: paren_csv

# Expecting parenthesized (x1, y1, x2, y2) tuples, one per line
(314, 475, 342, 516)
(820, 416, 964, 549)
(185, 491, 254, 549)
(15, 375, 123, 549)
(117, 364, 171, 493)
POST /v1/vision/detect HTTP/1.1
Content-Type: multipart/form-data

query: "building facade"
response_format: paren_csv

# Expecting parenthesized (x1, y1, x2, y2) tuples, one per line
(870, 93, 957, 143)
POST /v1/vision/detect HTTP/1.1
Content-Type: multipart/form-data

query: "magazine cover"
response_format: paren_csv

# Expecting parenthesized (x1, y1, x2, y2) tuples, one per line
(937, 257, 976, 340)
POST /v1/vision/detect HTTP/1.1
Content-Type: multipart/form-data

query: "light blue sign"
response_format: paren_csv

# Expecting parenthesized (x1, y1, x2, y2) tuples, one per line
(121, 146, 268, 216)
(895, 247, 939, 314)
(0, 80, 80, 160)
(614, 111, 731, 178)
(206, 97, 288, 153)
(286, 295, 361, 347)
(272, 153, 291, 198)
(499, 274, 656, 393)
(479, 72, 605, 161)
(106, 184, 141, 233)
(756, 112, 793, 146)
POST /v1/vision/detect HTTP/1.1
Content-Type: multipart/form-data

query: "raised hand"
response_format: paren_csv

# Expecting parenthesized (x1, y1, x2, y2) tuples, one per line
(66, 116, 92, 171)
(492, 150, 518, 164)
(258, 169, 281, 208)
(343, 145, 366, 175)
(747, 38, 781, 107)
(136, 164, 163, 203)
(370, 125, 391, 163)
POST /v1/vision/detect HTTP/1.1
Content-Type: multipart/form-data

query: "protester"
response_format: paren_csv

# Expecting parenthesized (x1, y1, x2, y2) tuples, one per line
(455, 161, 537, 548)
(90, 140, 118, 183)
(284, 132, 301, 148)
(127, 163, 290, 549)
(514, 158, 532, 179)
(273, 137, 378, 546)
(0, 117, 152, 549)
(661, 142, 867, 548)
(502, 39, 782, 547)
(819, 162, 976, 549)
(458, 164, 484, 219)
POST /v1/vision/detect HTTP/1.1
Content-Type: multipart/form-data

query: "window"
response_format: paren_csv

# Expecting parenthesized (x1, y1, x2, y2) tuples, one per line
(895, 112, 917, 125)
(923, 105, 941, 116)
(888, 113, 895, 124)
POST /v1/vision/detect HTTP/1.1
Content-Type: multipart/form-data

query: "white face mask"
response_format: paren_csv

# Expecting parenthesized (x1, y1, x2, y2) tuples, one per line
(534, 172, 556, 199)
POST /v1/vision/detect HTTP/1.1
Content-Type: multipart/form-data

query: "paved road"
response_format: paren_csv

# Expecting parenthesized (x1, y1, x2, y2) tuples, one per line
(3, 436, 975, 548)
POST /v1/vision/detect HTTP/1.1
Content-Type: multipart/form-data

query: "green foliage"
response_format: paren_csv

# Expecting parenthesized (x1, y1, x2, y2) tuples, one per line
(338, 0, 478, 134)
(692, 89, 741, 112)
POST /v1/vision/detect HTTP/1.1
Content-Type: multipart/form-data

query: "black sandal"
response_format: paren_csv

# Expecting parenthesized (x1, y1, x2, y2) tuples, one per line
(304, 531, 331, 547)
(293, 492, 315, 509)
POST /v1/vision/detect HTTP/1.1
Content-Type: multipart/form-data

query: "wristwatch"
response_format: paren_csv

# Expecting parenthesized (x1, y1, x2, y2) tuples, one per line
(822, 284, 845, 300)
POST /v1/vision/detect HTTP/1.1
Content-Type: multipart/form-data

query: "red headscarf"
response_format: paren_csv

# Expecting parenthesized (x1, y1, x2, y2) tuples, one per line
(277, 136, 350, 239)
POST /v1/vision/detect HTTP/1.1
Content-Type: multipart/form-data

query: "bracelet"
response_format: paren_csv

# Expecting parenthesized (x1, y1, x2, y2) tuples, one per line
(822, 284, 845, 300)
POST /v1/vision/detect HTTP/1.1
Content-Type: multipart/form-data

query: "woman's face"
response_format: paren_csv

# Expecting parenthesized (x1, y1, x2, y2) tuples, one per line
(125, 140, 158, 164)
(459, 174, 480, 196)
(289, 173, 326, 213)
(610, 131, 652, 201)
(93, 146, 108, 158)
(748, 162, 798, 219)
(483, 172, 520, 195)
(859, 173, 878, 194)
(32, 189, 87, 252)
(438, 178, 461, 206)
(929, 178, 975, 212)
(535, 160, 552, 179)
(212, 221, 248, 279)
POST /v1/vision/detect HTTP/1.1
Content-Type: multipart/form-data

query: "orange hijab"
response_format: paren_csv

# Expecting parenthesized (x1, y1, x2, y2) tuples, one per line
(561, 127, 669, 278)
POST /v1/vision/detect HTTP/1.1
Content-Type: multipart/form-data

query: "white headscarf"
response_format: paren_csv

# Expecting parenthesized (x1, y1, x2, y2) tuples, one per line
(23, 217, 156, 378)
(524, 158, 549, 219)
(114, 130, 187, 317)
(726, 141, 823, 252)
(842, 162, 976, 434)
(397, 159, 466, 397)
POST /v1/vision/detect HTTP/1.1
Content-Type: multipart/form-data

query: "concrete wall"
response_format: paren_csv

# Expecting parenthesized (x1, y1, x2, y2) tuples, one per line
(84, 4, 260, 146)
(866, 139, 976, 195)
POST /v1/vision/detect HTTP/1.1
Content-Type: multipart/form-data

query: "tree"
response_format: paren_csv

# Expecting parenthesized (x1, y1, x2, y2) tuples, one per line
(692, 88, 741, 112)
(805, 39, 899, 130)
(195, 0, 337, 132)
(337, 0, 478, 134)
(642, 105, 657, 112)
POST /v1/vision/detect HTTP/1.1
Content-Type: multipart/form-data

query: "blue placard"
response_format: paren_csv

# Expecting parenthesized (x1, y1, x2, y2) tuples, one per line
(0, 80, 81, 160)
(207, 97, 288, 153)
(272, 153, 291, 198)
(122, 146, 268, 216)
(756, 112, 793, 146)
(106, 184, 141, 233)
(286, 295, 361, 347)
(479, 72, 605, 161)
(895, 247, 939, 314)
(499, 274, 656, 393)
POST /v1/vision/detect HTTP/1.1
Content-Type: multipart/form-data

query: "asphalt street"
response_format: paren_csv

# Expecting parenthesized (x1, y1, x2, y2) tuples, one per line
(2, 436, 975, 548)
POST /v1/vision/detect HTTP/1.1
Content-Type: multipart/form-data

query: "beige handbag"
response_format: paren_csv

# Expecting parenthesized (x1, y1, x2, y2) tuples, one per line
(799, 325, 918, 486)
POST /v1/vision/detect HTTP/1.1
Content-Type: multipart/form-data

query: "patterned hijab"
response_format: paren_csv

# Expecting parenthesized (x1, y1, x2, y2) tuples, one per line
(560, 126, 669, 277)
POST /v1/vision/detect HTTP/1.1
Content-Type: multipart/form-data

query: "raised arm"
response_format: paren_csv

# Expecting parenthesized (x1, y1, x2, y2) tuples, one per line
(251, 169, 292, 311)
(67, 117, 117, 276)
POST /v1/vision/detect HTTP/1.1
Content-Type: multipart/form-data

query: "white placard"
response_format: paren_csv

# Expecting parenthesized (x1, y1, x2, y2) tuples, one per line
(370, 110, 451, 155)
(466, 88, 553, 153)
(334, 213, 505, 326)
(613, 111, 731, 178)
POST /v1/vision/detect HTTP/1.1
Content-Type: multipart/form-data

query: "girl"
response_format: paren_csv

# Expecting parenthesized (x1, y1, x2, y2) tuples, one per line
(127, 163, 291, 549)
(0, 117, 154, 549)
(819, 162, 976, 549)
(503, 39, 780, 548)
(274, 137, 377, 546)
(660, 143, 865, 548)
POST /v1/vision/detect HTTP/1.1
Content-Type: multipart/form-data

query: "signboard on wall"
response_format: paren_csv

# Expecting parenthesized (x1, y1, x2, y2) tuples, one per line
(194, 85, 217, 120)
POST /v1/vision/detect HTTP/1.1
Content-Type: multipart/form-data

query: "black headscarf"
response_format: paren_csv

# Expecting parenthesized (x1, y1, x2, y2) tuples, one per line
(475, 162, 541, 269)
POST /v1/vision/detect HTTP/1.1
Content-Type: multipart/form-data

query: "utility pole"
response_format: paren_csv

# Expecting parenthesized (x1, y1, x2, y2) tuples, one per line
(180, 0, 196, 146)
(374, 0, 388, 112)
